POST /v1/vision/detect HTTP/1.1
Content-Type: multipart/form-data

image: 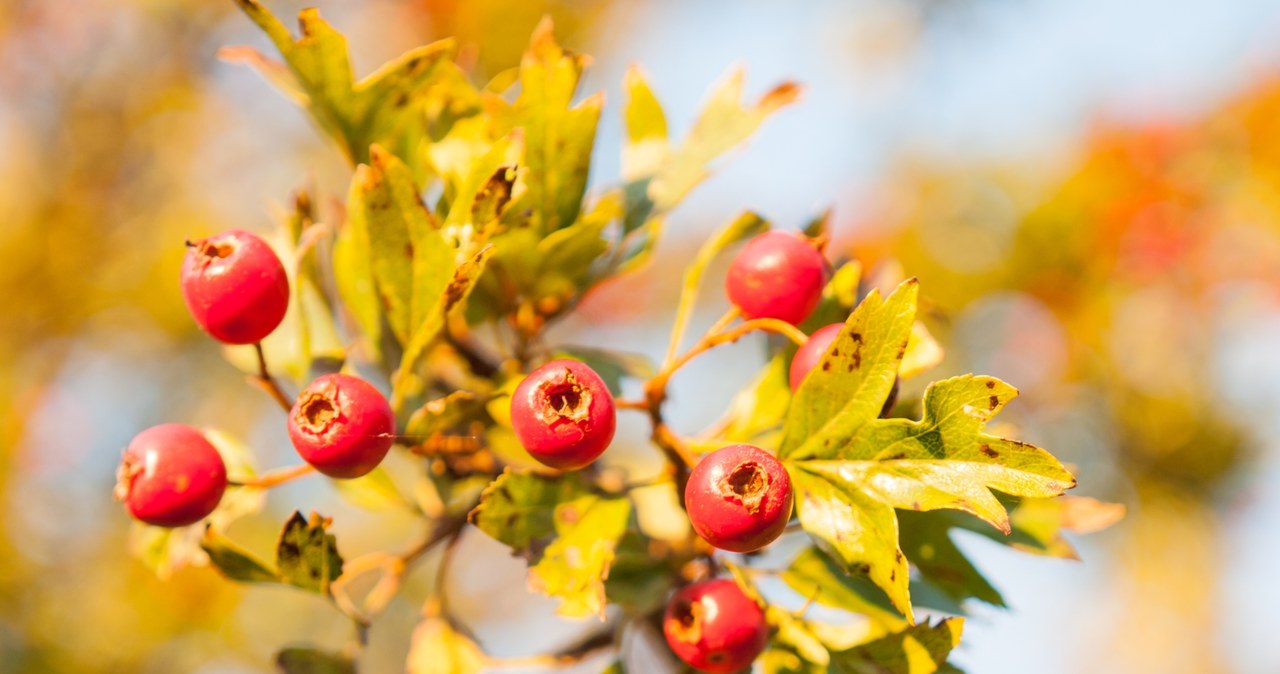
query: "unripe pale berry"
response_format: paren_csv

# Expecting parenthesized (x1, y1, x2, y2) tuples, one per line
(510, 359, 615, 470)
(788, 323, 844, 392)
(663, 579, 769, 673)
(115, 424, 228, 528)
(725, 230, 827, 325)
(288, 373, 395, 479)
(181, 229, 290, 345)
(685, 444, 793, 553)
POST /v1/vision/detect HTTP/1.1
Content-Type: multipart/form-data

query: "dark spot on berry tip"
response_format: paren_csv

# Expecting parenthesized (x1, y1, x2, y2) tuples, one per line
(988, 395, 999, 410)
(985, 380, 996, 389)
(980, 444, 999, 458)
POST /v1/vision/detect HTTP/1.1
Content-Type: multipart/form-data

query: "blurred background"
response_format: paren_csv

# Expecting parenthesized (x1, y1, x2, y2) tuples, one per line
(4, 0, 1280, 672)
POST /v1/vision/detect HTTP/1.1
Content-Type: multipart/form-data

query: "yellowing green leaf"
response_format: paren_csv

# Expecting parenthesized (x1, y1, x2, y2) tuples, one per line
(516, 19, 600, 232)
(782, 279, 919, 461)
(900, 321, 944, 380)
(201, 527, 280, 584)
(622, 66, 669, 181)
(706, 352, 790, 448)
(406, 602, 485, 674)
(828, 619, 964, 674)
(780, 546, 905, 628)
(790, 466, 914, 621)
(649, 69, 801, 211)
(277, 647, 356, 674)
(529, 494, 631, 618)
(469, 470, 589, 551)
(230, 1, 453, 163)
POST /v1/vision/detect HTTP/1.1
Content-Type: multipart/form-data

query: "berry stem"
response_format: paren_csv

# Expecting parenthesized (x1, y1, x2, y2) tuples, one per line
(253, 342, 294, 413)
(228, 462, 315, 489)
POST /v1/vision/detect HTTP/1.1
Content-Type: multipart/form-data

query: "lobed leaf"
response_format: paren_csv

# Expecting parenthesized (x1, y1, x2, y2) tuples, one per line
(782, 279, 919, 461)
(528, 494, 632, 618)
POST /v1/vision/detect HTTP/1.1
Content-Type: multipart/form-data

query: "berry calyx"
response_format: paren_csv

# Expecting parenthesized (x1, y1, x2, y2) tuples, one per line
(725, 230, 827, 325)
(685, 444, 793, 553)
(288, 373, 395, 479)
(181, 229, 290, 345)
(510, 359, 616, 470)
(788, 322, 844, 392)
(663, 578, 769, 673)
(115, 424, 228, 528)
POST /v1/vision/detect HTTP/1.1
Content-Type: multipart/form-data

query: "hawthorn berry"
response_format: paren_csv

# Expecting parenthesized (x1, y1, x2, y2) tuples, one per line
(510, 359, 615, 470)
(725, 230, 827, 325)
(663, 578, 769, 673)
(788, 322, 844, 392)
(115, 424, 228, 528)
(288, 373, 395, 479)
(685, 444, 793, 553)
(181, 229, 290, 345)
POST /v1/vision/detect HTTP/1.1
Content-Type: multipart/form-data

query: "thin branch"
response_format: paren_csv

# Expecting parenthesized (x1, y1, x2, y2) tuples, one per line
(228, 463, 314, 489)
(252, 342, 294, 413)
(484, 626, 616, 669)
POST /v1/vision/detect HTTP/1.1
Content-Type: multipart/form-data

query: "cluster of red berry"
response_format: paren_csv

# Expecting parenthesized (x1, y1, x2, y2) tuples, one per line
(116, 228, 846, 673)
(116, 230, 397, 528)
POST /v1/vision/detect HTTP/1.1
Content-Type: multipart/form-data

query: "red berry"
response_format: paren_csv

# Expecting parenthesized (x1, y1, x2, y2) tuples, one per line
(725, 230, 827, 325)
(181, 229, 290, 345)
(115, 424, 227, 528)
(510, 359, 615, 470)
(288, 373, 395, 479)
(685, 444, 793, 553)
(788, 322, 843, 391)
(663, 579, 769, 673)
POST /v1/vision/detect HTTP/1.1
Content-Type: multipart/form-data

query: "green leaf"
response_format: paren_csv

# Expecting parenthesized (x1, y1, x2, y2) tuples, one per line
(825, 375, 1077, 529)
(517, 19, 601, 232)
(897, 510, 1005, 608)
(828, 619, 964, 674)
(790, 465, 913, 621)
(782, 279, 919, 461)
(348, 145, 455, 346)
(666, 211, 769, 358)
(604, 532, 679, 613)
(393, 244, 496, 412)
(470, 470, 590, 551)
(406, 602, 485, 674)
(405, 390, 487, 439)
(229, 1, 453, 164)
(276, 647, 356, 674)
(276, 511, 344, 593)
(201, 527, 280, 584)
(529, 493, 631, 618)
(780, 546, 905, 627)
(470, 470, 630, 617)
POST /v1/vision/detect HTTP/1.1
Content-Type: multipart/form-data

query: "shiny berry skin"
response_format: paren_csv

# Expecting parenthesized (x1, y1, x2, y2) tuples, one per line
(115, 424, 228, 528)
(725, 230, 827, 325)
(181, 229, 290, 345)
(510, 359, 616, 470)
(788, 323, 844, 392)
(288, 373, 395, 479)
(663, 579, 769, 673)
(685, 444, 793, 553)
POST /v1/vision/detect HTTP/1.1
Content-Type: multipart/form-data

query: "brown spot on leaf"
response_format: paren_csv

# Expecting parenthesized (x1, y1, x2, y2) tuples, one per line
(821, 362, 831, 372)
(980, 444, 999, 458)
(989, 395, 1000, 410)
(887, 452, 906, 460)
(985, 380, 996, 389)
(856, 563, 871, 575)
